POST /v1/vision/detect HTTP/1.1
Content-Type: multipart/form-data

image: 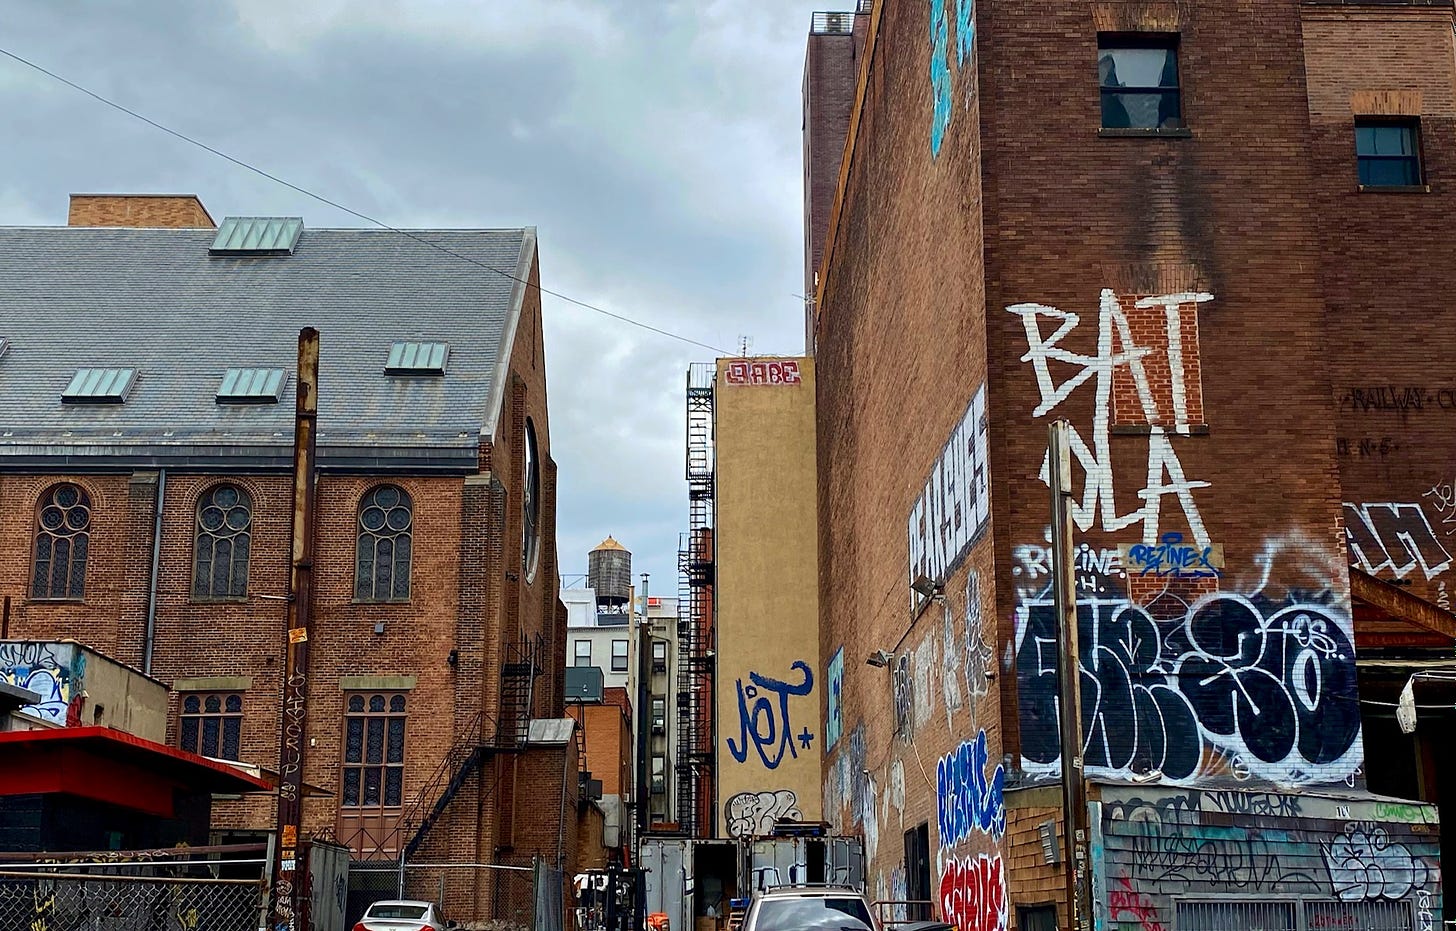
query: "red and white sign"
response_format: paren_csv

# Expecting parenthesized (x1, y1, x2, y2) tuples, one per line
(724, 359, 802, 386)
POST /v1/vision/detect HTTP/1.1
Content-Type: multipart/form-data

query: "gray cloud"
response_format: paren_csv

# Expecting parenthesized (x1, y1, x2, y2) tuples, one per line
(2, 0, 833, 584)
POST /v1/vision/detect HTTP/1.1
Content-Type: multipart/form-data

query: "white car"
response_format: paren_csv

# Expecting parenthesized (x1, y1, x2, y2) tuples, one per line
(742, 886, 880, 931)
(353, 899, 455, 931)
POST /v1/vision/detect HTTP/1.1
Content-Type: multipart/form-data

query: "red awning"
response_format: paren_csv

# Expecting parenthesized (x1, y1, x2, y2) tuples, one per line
(0, 726, 270, 817)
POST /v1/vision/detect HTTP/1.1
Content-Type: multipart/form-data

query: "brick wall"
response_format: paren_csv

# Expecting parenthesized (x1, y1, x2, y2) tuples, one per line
(0, 243, 573, 911)
(1304, 6, 1456, 610)
(812, 0, 1455, 923)
(803, 19, 866, 348)
(67, 194, 215, 228)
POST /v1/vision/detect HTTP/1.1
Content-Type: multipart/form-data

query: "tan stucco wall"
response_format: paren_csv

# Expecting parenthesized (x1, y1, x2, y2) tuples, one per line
(78, 645, 168, 741)
(713, 357, 822, 837)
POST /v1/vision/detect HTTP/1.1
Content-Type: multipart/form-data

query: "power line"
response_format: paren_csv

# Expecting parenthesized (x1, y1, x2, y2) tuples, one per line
(0, 45, 732, 357)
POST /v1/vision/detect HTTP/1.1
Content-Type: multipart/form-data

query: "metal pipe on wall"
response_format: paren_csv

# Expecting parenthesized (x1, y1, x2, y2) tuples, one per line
(143, 469, 166, 676)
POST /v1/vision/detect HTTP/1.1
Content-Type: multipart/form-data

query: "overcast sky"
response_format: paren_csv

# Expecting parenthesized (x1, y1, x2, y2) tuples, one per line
(2, 0, 832, 591)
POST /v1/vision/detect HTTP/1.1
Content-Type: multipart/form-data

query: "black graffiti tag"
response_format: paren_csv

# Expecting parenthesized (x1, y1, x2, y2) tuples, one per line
(1017, 593, 1359, 782)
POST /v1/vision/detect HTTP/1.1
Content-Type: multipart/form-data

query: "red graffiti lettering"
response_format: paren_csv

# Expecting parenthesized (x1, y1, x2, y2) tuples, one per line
(1108, 877, 1166, 931)
(938, 854, 1006, 931)
(724, 359, 801, 386)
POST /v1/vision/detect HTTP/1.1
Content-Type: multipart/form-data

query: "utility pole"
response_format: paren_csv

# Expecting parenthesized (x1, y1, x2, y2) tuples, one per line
(270, 327, 320, 931)
(1049, 421, 1090, 931)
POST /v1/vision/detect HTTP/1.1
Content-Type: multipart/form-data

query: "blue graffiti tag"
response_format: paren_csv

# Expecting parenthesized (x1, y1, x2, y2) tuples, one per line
(955, 0, 975, 65)
(936, 729, 1006, 846)
(728, 661, 815, 769)
(1126, 532, 1222, 579)
(827, 647, 845, 750)
(929, 0, 953, 156)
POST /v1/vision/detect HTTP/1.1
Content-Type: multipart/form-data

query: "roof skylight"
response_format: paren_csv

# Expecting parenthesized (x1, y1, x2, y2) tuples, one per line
(217, 368, 288, 404)
(209, 217, 305, 256)
(62, 368, 137, 404)
(385, 341, 448, 375)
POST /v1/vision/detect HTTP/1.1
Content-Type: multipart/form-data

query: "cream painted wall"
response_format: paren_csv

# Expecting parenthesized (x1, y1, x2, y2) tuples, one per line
(712, 357, 822, 839)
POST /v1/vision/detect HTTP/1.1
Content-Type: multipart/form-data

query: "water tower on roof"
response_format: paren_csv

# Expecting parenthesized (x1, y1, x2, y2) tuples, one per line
(589, 536, 632, 609)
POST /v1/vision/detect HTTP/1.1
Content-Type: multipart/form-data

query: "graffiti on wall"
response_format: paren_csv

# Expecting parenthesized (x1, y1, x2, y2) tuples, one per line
(936, 731, 1006, 847)
(938, 854, 1005, 931)
(1323, 823, 1429, 902)
(892, 655, 913, 740)
(724, 359, 802, 386)
(935, 731, 1007, 931)
(1100, 788, 1442, 926)
(1104, 790, 1322, 892)
(1109, 877, 1166, 931)
(726, 790, 802, 839)
(0, 641, 85, 724)
(1344, 502, 1453, 580)
(928, 0, 977, 156)
(826, 647, 844, 750)
(1120, 533, 1223, 580)
(908, 383, 989, 594)
(1009, 290, 1216, 547)
(1015, 590, 1362, 784)
(727, 661, 815, 769)
(962, 571, 993, 699)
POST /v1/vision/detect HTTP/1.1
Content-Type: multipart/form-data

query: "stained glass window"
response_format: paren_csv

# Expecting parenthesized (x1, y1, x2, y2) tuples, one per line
(342, 692, 407, 807)
(193, 484, 252, 600)
(355, 485, 412, 602)
(32, 483, 91, 599)
(179, 692, 244, 761)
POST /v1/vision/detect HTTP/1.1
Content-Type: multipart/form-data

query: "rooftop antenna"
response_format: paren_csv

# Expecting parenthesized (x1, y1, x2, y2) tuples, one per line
(738, 335, 753, 357)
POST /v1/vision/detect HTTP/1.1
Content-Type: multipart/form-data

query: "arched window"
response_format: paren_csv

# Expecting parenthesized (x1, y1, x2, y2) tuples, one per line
(522, 418, 541, 582)
(32, 483, 91, 599)
(193, 484, 252, 600)
(355, 485, 412, 601)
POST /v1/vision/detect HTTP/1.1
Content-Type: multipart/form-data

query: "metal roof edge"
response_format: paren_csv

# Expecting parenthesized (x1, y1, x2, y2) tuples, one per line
(0, 446, 480, 474)
(482, 228, 537, 439)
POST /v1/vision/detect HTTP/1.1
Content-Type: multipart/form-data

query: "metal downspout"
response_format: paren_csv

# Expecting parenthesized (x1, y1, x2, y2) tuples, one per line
(144, 469, 166, 676)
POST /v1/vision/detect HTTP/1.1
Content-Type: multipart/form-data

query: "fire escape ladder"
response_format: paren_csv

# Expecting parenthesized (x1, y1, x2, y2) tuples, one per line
(499, 635, 538, 750)
(399, 710, 490, 862)
(677, 363, 717, 836)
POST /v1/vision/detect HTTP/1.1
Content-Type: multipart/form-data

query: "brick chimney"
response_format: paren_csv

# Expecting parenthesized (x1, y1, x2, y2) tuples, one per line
(68, 194, 216, 229)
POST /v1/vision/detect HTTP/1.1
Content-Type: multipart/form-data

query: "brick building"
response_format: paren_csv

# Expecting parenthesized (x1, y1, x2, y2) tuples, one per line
(811, 2, 1454, 929)
(0, 195, 580, 921)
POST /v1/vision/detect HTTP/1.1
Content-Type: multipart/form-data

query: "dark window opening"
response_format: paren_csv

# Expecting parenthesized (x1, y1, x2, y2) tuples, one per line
(1018, 905, 1059, 931)
(904, 824, 932, 921)
(1099, 34, 1182, 130)
(1357, 118, 1423, 188)
(179, 692, 244, 761)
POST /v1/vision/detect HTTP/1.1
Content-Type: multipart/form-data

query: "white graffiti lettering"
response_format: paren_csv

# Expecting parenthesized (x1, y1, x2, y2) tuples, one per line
(908, 384, 989, 597)
(1008, 290, 1214, 546)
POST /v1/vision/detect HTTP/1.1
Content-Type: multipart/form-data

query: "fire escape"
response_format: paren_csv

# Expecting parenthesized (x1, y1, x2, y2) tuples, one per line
(342, 634, 541, 865)
(676, 362, 716, 836)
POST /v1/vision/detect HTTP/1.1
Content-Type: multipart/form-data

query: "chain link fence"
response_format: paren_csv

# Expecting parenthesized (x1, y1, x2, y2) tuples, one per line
(0, 871, 265, 931)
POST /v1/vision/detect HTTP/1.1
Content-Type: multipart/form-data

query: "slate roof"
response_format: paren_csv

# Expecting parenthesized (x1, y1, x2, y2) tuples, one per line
(0, 224, 535, 472)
